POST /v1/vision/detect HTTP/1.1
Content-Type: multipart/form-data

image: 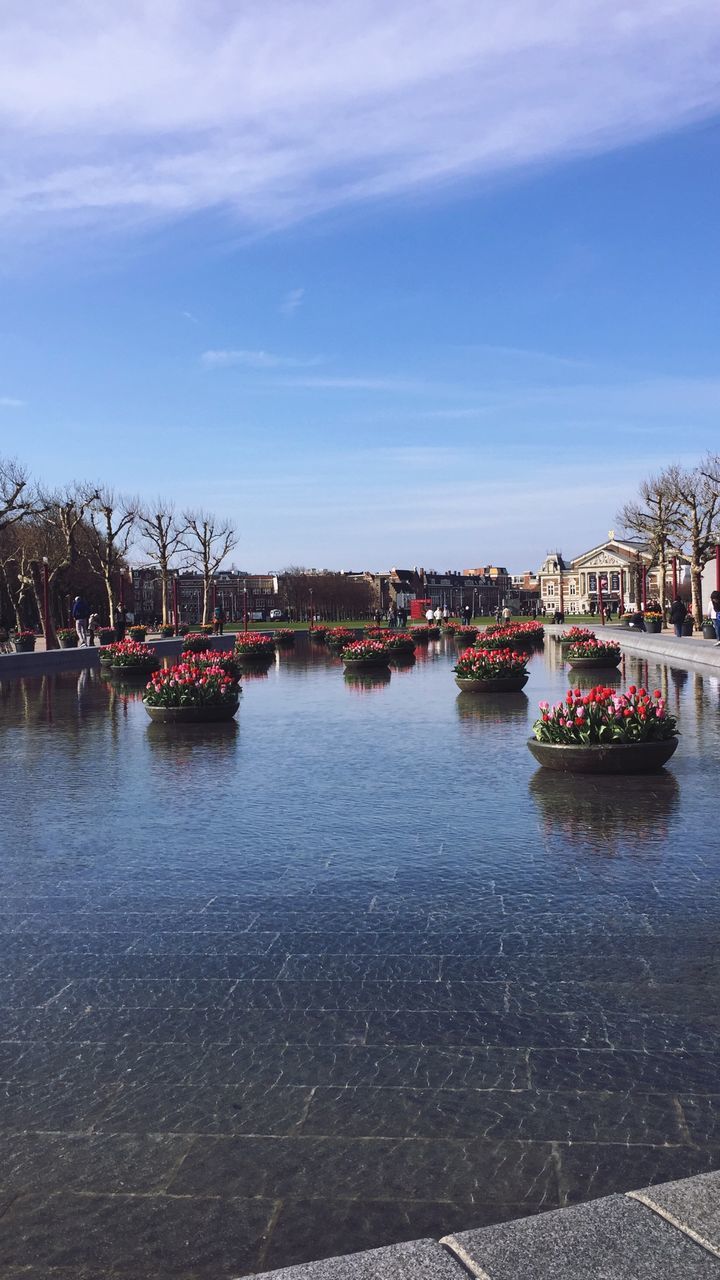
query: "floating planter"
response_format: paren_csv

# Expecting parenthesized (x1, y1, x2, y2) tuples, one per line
(340, 639, 392, 671)
(566, 640, 621, 670)
(57, 628, 79, 649)
(454, 625, 479, 646)
(528, 684, 678, 773)
(274, 629, 295, 647)
(234, 633, 275, 661)
(310, 625, 328, 641)
(381, 631, 417, 655)
(183, 632, 214, 654)
(107, 639, 160, 675)
(453, 645, 529, 693)
(557, 626, 596, 649)
(143, 658, 240, 723)
(326, 627, 357, 651)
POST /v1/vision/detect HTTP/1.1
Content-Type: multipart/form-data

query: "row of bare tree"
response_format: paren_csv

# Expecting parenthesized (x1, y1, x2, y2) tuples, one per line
(0, 456, 237, 640)
(618, 453, 720, 624)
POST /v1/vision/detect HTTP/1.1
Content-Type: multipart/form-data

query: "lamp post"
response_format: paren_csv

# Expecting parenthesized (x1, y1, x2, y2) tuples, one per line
(716, 544, 720, 593)
(172, 576, 179, 633)
(641, 564, 648, 612)
(598, 574, 605, 625)
(672, 557, 678, 600)
(243, 587, 248, 633)
(309, 587, 314, 631)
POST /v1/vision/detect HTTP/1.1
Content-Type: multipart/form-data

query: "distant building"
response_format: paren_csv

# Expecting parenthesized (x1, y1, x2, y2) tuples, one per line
(538, 535, 683, 614)
(131, 568, 278, 622)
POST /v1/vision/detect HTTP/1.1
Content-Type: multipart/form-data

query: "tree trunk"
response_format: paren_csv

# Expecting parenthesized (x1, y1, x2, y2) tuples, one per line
(202, 574, 210, 625)
(658, 551, 667, 615)
(160, 565, 169, 625)
(29, 561, 58, 649)
(691, 563, 703, 627)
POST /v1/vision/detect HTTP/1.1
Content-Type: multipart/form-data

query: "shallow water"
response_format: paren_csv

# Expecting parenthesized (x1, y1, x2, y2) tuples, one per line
(1, 636, 720, 1278)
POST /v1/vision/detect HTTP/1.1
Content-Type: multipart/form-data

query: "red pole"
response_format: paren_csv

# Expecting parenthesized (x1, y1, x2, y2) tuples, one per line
(672, 557, 678, 599)
(172, 576, 179, 631)
(243, 588, 248, 632)
(598, 575, 605, 625)
(642, 565, 647, 611)
(716, 544, 720, 592)
(309, 589, 314, 631)
(618, 571, 624, 617)
(42, 559, 57, 649)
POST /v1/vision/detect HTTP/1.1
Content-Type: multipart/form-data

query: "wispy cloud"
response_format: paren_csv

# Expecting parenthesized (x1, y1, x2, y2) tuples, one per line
(201, 348, 322, 369)
(181, 309, 198, 323)
(1, 2, 719, 234)
(280, 288, 304, 317)
(0, 396, 25, 408)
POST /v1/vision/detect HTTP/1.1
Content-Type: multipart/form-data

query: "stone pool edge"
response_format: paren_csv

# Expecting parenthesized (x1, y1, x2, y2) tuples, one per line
(238, 1169, 720, 1280)
(544, 622, 720, 673)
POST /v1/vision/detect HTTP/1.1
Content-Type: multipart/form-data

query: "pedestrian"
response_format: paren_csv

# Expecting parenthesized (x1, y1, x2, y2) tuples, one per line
(398, 606, 407, 628)
(502, 605, 512, 624)
(629, 608, 646, 632)
(463, 603, 472, 625)
(442, 605, 450, 624)
(71, 595, 90, 646)
(433, 606, 442, 627)
(115, 605, 126, 642)
(374, 608, 383, 626)
(87, 611, 99, 646)
(707, 591, 720, 646)
(387, 604, 397, 629)
(669, 597, 687, 638)
(425, 606, 434, 626)
(213, 602, 225, 635)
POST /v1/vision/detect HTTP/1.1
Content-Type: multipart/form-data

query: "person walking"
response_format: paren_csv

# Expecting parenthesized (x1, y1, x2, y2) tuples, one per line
(442, 604, 450, 624)
(669, 597, 687, 638)
(463, 603, 472, 625)
(425, 606, 434, 626)
(433, 606, 442, 627)
(72, 595, 90, 646)
(502, 605, 512, 624)
(115, 605, 126, 642)
(707, 591, 720, 646)
(87, 611, 99, 646)
(213, 602, 225, 636)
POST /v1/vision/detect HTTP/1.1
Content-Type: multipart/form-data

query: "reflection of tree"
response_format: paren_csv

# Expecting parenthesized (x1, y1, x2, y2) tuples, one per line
(456, 692, 529, 727)
(529, 770, 680, 858)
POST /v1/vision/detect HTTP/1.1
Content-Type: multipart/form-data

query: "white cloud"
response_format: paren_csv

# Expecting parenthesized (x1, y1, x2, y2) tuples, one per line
(0, 2, 718, 234)
(0, 396, 25, 407)
(201, 348, 321, 369)
(280, 288, 304, 317)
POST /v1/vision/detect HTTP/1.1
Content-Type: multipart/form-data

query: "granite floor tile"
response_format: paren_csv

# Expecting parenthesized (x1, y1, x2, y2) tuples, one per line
(0, 1132, 193, 1194)
(0, 1192, 275, 1276)
(441, 955, 653, 983)
(302, 1086, 683, 1145)
(365, 1010, 609, 1048)
(279, 957, 442, 982)
(32, 954, 288, 981)
(92, 1082, 313, 1135)
(443, 1193, 720, 1279)
(629, 1168, 720, 1254)
(63, 1009, 370, 1046)
(0, 1081, 118, 1132)
(677, 1096, 720, 1144)
(167, 1135, 560, 1206)
(263, 1198, 537, 1273)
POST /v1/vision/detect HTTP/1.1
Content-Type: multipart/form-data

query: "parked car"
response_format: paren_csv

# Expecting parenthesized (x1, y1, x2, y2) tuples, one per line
(269, 609, 284, 620)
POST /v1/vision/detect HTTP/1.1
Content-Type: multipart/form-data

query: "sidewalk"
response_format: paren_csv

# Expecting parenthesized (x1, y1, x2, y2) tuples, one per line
(0, 634, 235, 678)
(238, 1169, 720, 1280)
(544, 623, 720, 674)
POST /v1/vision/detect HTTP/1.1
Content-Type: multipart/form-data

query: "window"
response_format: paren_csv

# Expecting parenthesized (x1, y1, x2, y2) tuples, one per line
(610, 573, 620, 591)
(569, 583, 577, 596)
(547, 583, 555, 596)
(588, 573, 597, 591)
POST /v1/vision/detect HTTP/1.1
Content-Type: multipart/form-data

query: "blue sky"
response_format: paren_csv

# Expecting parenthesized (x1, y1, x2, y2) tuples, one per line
(1, 2, 719, 572)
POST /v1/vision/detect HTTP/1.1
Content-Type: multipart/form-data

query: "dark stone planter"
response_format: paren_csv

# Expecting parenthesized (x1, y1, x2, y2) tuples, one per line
(13, 640, 36, 653)
(385, 641, 416, 654)
(703, 625, 716, 640)
(644, 619, 662, 634)
(342, 656, 391, 671)
(567, 653, 621, 670)
(144, 701, 240, 723)
(682, 622, 695, 636)
(109, 663, 159, 677)
(236, 649, 274, 661)
(455, 674, 529, 693)
(527, 736, 678, 774)
(58, 638, 79, 649)
(98, 630, 115, 645)
(275, 635, 295, 646)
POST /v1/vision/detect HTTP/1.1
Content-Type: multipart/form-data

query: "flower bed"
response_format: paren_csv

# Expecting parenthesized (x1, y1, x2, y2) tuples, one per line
(532, 685, 677, 744)
(454, 625, 479, 645)
(143, 658, 240, 721)
(184, 648, 241, 679)
(234, 632, 276, 656)
(379, 631, 416, 653)
(13, 630, 36, 652)
(106, 639, 160, 672)
(340, 639, 391, 668)
(57, 627, 79, 649)
(566, 639, 622, 669)
(326, 627, 356, 650)
(182, 632, 213, 654)
(558, 626, 596, 646)
(454, 646, 529, 692)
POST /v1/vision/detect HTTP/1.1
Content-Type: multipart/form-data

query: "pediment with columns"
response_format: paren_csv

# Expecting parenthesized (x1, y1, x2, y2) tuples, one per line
(571, 542, 648, 571)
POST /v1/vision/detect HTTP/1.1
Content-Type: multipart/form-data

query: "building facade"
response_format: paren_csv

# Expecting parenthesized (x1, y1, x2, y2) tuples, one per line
(538, 537, 674, 615)
(131, 568, 278, 623)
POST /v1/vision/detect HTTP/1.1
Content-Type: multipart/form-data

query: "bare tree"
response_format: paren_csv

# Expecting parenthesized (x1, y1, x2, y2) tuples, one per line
(84, 488, 138, 626)
(181, 511, 237, 624)
(0, 456, 41, 534)
(138, 501, 186, 625)
(617, 472, 682, 614)
(667, 456, 720, 625)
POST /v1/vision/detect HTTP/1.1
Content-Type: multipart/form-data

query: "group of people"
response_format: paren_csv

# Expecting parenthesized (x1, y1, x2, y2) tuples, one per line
(71, 596, 127, 647)
(668, 593, 720, 643)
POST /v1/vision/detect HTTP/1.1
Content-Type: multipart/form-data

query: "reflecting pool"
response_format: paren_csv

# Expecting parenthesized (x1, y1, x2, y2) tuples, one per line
(1, 636, 720, 1278)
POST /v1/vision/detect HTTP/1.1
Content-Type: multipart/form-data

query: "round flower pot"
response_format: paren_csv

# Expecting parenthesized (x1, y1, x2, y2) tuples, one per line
(527, 736, 678, 774)
(275, 634, 295, 647)
(703, 625, 716, 640)
(386, 641, 416, 655)
(644, 619, 662, 634)
(109, 663, 159, 678)
(567, 653, 621, 670)
(144, 701, 240, 723)
(236, 649, 274, 662)
(682, 621, 694, 636)
(455, 674, 529, 693)
(13, 639, 36, 653)
(342, 656, 391, 671)
(58, 637, 79, 649)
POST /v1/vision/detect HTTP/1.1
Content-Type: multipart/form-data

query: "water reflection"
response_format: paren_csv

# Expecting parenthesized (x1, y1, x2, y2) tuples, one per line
(456, 692, 529, 726)
(529, 769, 680, 857)
(146, 719, 239, 759)
(343, 669, 391, 693)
